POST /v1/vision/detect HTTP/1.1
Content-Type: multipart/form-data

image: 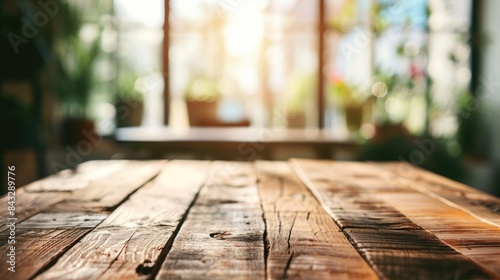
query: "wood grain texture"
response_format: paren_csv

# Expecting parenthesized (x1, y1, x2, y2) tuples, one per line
(36, 227, 137, 280)
(377, 191, 500, 277)
(3, 159, 500, 279)
(52, 160, 165, 212)
(373, 162, 500, 228)
(0, 161, 129, 234)
(35, 160, 210, 280)
(0, 190, 68, 228)
(289, 159, 418, 230)
(291, 159, 494, 280)
(0, 212, 107, 280)
(344, 228, 492, 280)
(255, 161, 378, 280)
(15, 212, 107, 230)
(0, 160, 163, 280)
(157, 161, 265, 279)
(25, 160, 128, 192)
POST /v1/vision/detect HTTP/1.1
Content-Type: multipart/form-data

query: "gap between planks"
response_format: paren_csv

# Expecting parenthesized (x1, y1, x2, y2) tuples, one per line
(1, 160, 165, 280)
(366, 162, 500, 277)
(371, 161, 500, 228)
(0, 213, 106, 280)
(156, 161, 266, 280)
(34, 160, 210, 280)
(255, 161, 378, 280)
(6, 159, 498, 279)
(290, 159, 497, 279)
(0, 160, 146, 232)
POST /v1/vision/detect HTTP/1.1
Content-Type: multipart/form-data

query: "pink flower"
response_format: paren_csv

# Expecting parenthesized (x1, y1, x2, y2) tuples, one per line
(409, 64, 424, 79)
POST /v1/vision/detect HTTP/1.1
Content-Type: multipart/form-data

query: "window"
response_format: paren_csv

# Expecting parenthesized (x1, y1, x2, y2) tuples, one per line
(114, 0, 165, 127)
(114, 0, 472, 139)
(168, 0, 319, 128)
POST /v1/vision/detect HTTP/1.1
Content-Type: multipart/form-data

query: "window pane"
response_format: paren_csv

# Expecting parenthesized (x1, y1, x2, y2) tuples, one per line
(115, 0, 165, 127)
(169, 0, 318, 128)
(324, 0, 471, 139)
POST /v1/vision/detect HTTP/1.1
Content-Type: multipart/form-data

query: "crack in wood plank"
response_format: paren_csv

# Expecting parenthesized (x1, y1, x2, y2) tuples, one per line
(256, 161, 377, 279)
(261, 212, 270, 280)
(157, 161, 265, 279)
(286, 213, 297, 254)
(6, 159, 499, 279)
(282, 251, 294, 279)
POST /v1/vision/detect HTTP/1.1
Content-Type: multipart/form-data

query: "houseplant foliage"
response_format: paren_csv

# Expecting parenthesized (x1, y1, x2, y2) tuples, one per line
(115, 68, 143, 127)
(49, 0, 106, 145)
(328, 75, 370, 133)
(285, 72, 315, 128)
(54, 34, 101, 119)
(345, 0, 466, 181)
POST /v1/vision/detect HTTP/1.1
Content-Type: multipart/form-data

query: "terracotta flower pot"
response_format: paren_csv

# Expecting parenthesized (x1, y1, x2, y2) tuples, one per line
(61, 117, 96, 146)
(186, 100, 219, 127)
(344, 104, 364, 132)
(287, 112, 306, 128)
(373, 123, 407, 142)
(115, 100, 143, 127)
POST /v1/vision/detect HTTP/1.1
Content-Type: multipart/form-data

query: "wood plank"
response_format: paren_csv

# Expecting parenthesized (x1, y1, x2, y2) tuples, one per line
(15, 212, 107, 230)
(375, 191, 500, 277)
(344, 228, 493, 280)
(331, 162, 500, 276)
(0, 161, 129, 233)
(0, 212, 107, 280)
(0, 160, 157, 279)
(35, 160, 211, 280)
(0, 190, 68, 227)
(289, 160, 418, 230)
(25, 160, 128, 192)
(315, 162, 500, 276)
(99, 160, 211, 279)
(291, 159, 495, 279)
(255, 161, 378, 279)
(157, 161, 265, 279)
(373, 162, 500, 228)
(51, 160, 165, 212)
(36, 227, 136, 280)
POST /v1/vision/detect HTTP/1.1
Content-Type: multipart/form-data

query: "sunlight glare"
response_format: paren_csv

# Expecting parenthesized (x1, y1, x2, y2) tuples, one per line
(224, 14, 264, 56)
(115, 0, 164, 28)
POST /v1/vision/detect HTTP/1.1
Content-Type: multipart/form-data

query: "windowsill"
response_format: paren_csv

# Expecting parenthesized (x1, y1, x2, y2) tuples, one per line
(114, 126, 360, 160)
(115, 126, 356, 144)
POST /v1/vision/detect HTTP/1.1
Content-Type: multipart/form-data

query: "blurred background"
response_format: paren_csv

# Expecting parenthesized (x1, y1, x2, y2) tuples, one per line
(1, 0, 499, 196)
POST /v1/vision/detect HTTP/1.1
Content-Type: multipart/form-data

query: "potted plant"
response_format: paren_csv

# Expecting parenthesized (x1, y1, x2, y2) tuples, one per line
(115, 69, 143, 127)
(49, 2, 104, 145)
(284, 73, 316, 128)
(370, 64, 427, 141)
(328, 75, 369, 133)
(54, 33, 101, 145)
(184, 78, 220, 126)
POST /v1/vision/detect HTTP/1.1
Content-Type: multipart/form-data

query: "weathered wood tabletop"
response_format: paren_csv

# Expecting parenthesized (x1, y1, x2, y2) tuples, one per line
(2, 160, 500, 279)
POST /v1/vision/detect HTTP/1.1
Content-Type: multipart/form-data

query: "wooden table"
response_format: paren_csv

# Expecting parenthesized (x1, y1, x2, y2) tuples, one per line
(115, 127, 358, 160)
(2, 160, 500, 279)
